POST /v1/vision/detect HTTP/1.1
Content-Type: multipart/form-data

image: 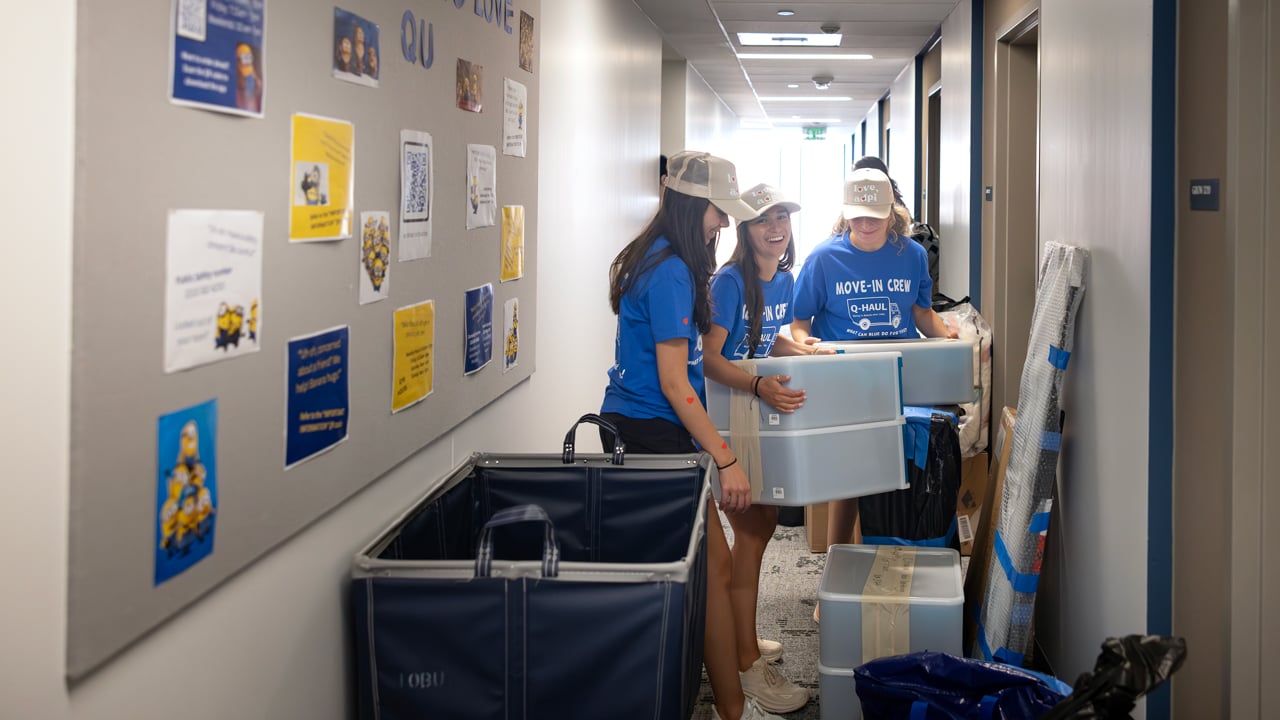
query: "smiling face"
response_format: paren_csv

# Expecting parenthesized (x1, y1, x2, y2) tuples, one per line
(746, 207, 792, 266)
(848, 215, 890, 249)
(702, 204, 730, 245)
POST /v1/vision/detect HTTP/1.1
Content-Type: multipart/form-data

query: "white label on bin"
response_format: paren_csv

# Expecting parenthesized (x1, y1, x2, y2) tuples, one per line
(772, 487, 785, 499)
(861, 546, 915, 663)
(768, 413, 780, 426)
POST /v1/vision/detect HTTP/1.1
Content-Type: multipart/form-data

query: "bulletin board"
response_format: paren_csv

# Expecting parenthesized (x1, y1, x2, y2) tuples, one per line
(67, 0, 539, 680)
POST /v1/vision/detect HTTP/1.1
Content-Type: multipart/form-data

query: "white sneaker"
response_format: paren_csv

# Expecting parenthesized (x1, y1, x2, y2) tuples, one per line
(756, 638, 784, 663)
(739, 656, 810, 713)
(710, 698, 786, 720)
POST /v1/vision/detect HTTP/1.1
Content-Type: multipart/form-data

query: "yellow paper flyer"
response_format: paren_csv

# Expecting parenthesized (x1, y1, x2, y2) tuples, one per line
(289, 113, 354, 241)
(392, 300, 435, 413)
(500, 205, 524, 282)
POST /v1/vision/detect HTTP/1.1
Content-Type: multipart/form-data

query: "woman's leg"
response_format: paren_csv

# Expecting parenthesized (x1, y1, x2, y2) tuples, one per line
(704, 498, 746, 719)
(726, 504, 778, 669)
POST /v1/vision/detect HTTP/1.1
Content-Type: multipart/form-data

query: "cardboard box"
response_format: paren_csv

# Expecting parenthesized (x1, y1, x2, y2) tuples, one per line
(963, 407, 1016, 654)
(805, 502, 829, 552)
(955, 451, 990, 556)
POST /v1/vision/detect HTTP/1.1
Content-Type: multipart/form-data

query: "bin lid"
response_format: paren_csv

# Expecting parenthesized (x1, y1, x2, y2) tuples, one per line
(819, 544, 962, 604)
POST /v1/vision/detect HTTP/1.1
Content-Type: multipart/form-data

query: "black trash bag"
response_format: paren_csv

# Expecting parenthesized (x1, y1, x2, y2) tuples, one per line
(1041, 635, 1188, 720)
(860, 409, 962, 548)
(854, 650, 1071, 719)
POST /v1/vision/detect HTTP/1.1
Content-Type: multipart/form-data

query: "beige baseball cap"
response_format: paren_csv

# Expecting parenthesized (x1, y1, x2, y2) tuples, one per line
(742, 183, 801, 216)
(665, 150, 760, 221)
(842, 168, 894, 220)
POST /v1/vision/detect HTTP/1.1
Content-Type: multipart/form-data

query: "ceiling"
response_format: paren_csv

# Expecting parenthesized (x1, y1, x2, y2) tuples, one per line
(631, 0, 959, 133)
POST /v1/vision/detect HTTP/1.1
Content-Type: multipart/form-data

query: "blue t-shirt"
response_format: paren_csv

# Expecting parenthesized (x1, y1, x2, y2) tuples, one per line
(710, 264, 795, 359)
(792, 232, 933, 340)
(601, 237, 705, 424)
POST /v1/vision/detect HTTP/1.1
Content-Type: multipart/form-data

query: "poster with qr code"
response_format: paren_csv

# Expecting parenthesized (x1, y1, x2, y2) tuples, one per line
(169, 0, 266, 117)
(398, 130, 433, 261)
(502, 78, 527, 158)
(289, 113, 354, 242)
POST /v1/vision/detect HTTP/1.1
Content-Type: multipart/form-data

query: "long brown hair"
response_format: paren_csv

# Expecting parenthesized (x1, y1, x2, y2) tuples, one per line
(725, 216, 795, 357)
(609, 190, 718, 333)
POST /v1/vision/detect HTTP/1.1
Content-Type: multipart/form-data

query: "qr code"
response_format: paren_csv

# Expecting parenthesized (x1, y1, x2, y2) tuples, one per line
(403, 148, 430, 217)
(176, 0, 208, 42)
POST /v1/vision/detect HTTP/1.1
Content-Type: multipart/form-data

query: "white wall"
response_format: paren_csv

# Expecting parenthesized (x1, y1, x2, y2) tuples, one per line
(0, 0, 663, 716)
(888, 61, 919, 219)
(683, 65, 740, 156)
(1036, 0, 1153, 687)
(939, 0, 975, 302)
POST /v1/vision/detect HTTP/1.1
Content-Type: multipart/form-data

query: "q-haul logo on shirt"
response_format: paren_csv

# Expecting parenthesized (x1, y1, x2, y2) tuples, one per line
(845, 296, 902, 332)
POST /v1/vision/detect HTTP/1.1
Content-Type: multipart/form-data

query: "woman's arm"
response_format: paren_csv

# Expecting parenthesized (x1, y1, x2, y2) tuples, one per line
(703, 325, 805, 413)
(655, 338, 752, 513)
(913, 305, 959, 338)
(789, 318, 814, 345)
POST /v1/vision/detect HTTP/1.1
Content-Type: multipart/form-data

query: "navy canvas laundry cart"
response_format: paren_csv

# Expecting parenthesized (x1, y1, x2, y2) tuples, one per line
(350, 415, 711, 720)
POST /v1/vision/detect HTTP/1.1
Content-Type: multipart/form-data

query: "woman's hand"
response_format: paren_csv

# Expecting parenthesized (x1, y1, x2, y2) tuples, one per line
(757, 374, 806, 413)
(716, 461, 753, 514)
(803, 336, 836, 356)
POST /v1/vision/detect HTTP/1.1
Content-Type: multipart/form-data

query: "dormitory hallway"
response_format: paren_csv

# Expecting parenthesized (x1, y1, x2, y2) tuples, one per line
(2, 0, 1276, 718)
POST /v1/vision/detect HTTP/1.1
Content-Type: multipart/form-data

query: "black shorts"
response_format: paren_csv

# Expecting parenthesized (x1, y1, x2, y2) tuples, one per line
(599, 413, 697, 455)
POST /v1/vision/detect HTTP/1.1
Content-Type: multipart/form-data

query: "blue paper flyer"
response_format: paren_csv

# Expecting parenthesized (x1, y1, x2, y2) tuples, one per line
(464, 284, 494, 374)
(170, 0, 267, 117)
(155, 398, 219, 585)
(285, 326, 350, 468)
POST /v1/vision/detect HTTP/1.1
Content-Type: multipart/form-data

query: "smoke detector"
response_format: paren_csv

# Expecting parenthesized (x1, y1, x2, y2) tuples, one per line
(812, 74, 834, 90)
(820, 22, 841, 34)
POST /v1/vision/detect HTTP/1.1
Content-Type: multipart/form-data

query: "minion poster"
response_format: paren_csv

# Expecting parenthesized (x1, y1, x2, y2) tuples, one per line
(285, 326, 350, 469)
(502, 78, 527, 158)
(164, 210, 263, 374)
(289, 113, 354, 242)
(358, 211, 391, 304)
(169, 0, 266, 117)
(503, 298, 519, 373)
(500, 205, 524, 282)
(392, 300, 435, 413)
(155, 398, 218, 586)
(464, 283, 494, 375)
(465, 144, 497, 230)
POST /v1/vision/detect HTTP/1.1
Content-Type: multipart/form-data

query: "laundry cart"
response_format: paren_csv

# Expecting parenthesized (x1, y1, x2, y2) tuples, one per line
(350, 415, 711, 720)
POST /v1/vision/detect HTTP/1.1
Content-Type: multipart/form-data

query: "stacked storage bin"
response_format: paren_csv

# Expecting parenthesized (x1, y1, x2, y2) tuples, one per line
(818, 545, 964, 719)
(818, 337, 974, 406)
(704, 352, 908, 505)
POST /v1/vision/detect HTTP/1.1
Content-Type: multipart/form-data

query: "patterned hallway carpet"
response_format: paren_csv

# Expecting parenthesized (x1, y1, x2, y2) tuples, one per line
(691, 517, 827, 720)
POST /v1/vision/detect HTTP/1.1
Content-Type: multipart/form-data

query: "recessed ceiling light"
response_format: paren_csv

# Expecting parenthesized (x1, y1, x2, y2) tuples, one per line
(738, 53, 873, 60)
(759, 96, 852, 102)
(738, 32, 841, 47)
(776, 9, 796, 16)
(786, 84, 800, 88)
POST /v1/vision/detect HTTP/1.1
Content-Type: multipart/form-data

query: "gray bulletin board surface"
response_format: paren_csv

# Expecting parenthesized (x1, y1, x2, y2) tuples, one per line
(67, 0, 539, 679)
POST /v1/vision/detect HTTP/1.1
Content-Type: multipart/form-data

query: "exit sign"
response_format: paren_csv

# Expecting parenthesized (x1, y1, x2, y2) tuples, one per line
(803, 126, 826, 140)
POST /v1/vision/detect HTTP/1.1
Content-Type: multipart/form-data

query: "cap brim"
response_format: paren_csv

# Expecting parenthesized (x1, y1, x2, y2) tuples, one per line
(711, 196, 761, 222)
(758, 200, 801, 215)
(842, 203, 892, 221)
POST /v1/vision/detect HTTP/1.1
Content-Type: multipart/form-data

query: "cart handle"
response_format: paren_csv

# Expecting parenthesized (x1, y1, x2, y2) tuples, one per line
(475, 504, 560, 578)
(562, 413, 625, 465)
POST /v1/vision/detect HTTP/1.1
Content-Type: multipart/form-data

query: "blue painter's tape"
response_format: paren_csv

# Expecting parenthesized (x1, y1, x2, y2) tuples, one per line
(1029, 511, 1051, 534)
(1048, 345, 1071, 369)
(994, 646, 1026, 666)
(1041, 431, 1062, 452)
(994, 529, 1040, 593)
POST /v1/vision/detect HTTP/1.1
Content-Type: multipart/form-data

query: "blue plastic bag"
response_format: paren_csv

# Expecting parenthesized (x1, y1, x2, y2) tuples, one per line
(854, 651, 1071, 719)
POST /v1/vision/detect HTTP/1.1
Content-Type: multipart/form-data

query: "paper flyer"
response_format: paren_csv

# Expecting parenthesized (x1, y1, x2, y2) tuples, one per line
(358, 211, 391, 304)
(465, 144, 497, 229)
(500, 205, 524, 282)
(398, 130, 433, 261)
(456, 58, 483, 112)
(285, 326, 350, 468)
(464, 284, 494, 375)
(155, 398, 218, 585)
(164, 209, 263, 373)
(518, 12, 534, 73)
(332, 8, 380, 87)
(289, 113, 354, 242)
(503, 297, 519, 373)
(503, 78, 527, 157)
(169, 0, 266, 117)
(392, 300, 435, 413)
